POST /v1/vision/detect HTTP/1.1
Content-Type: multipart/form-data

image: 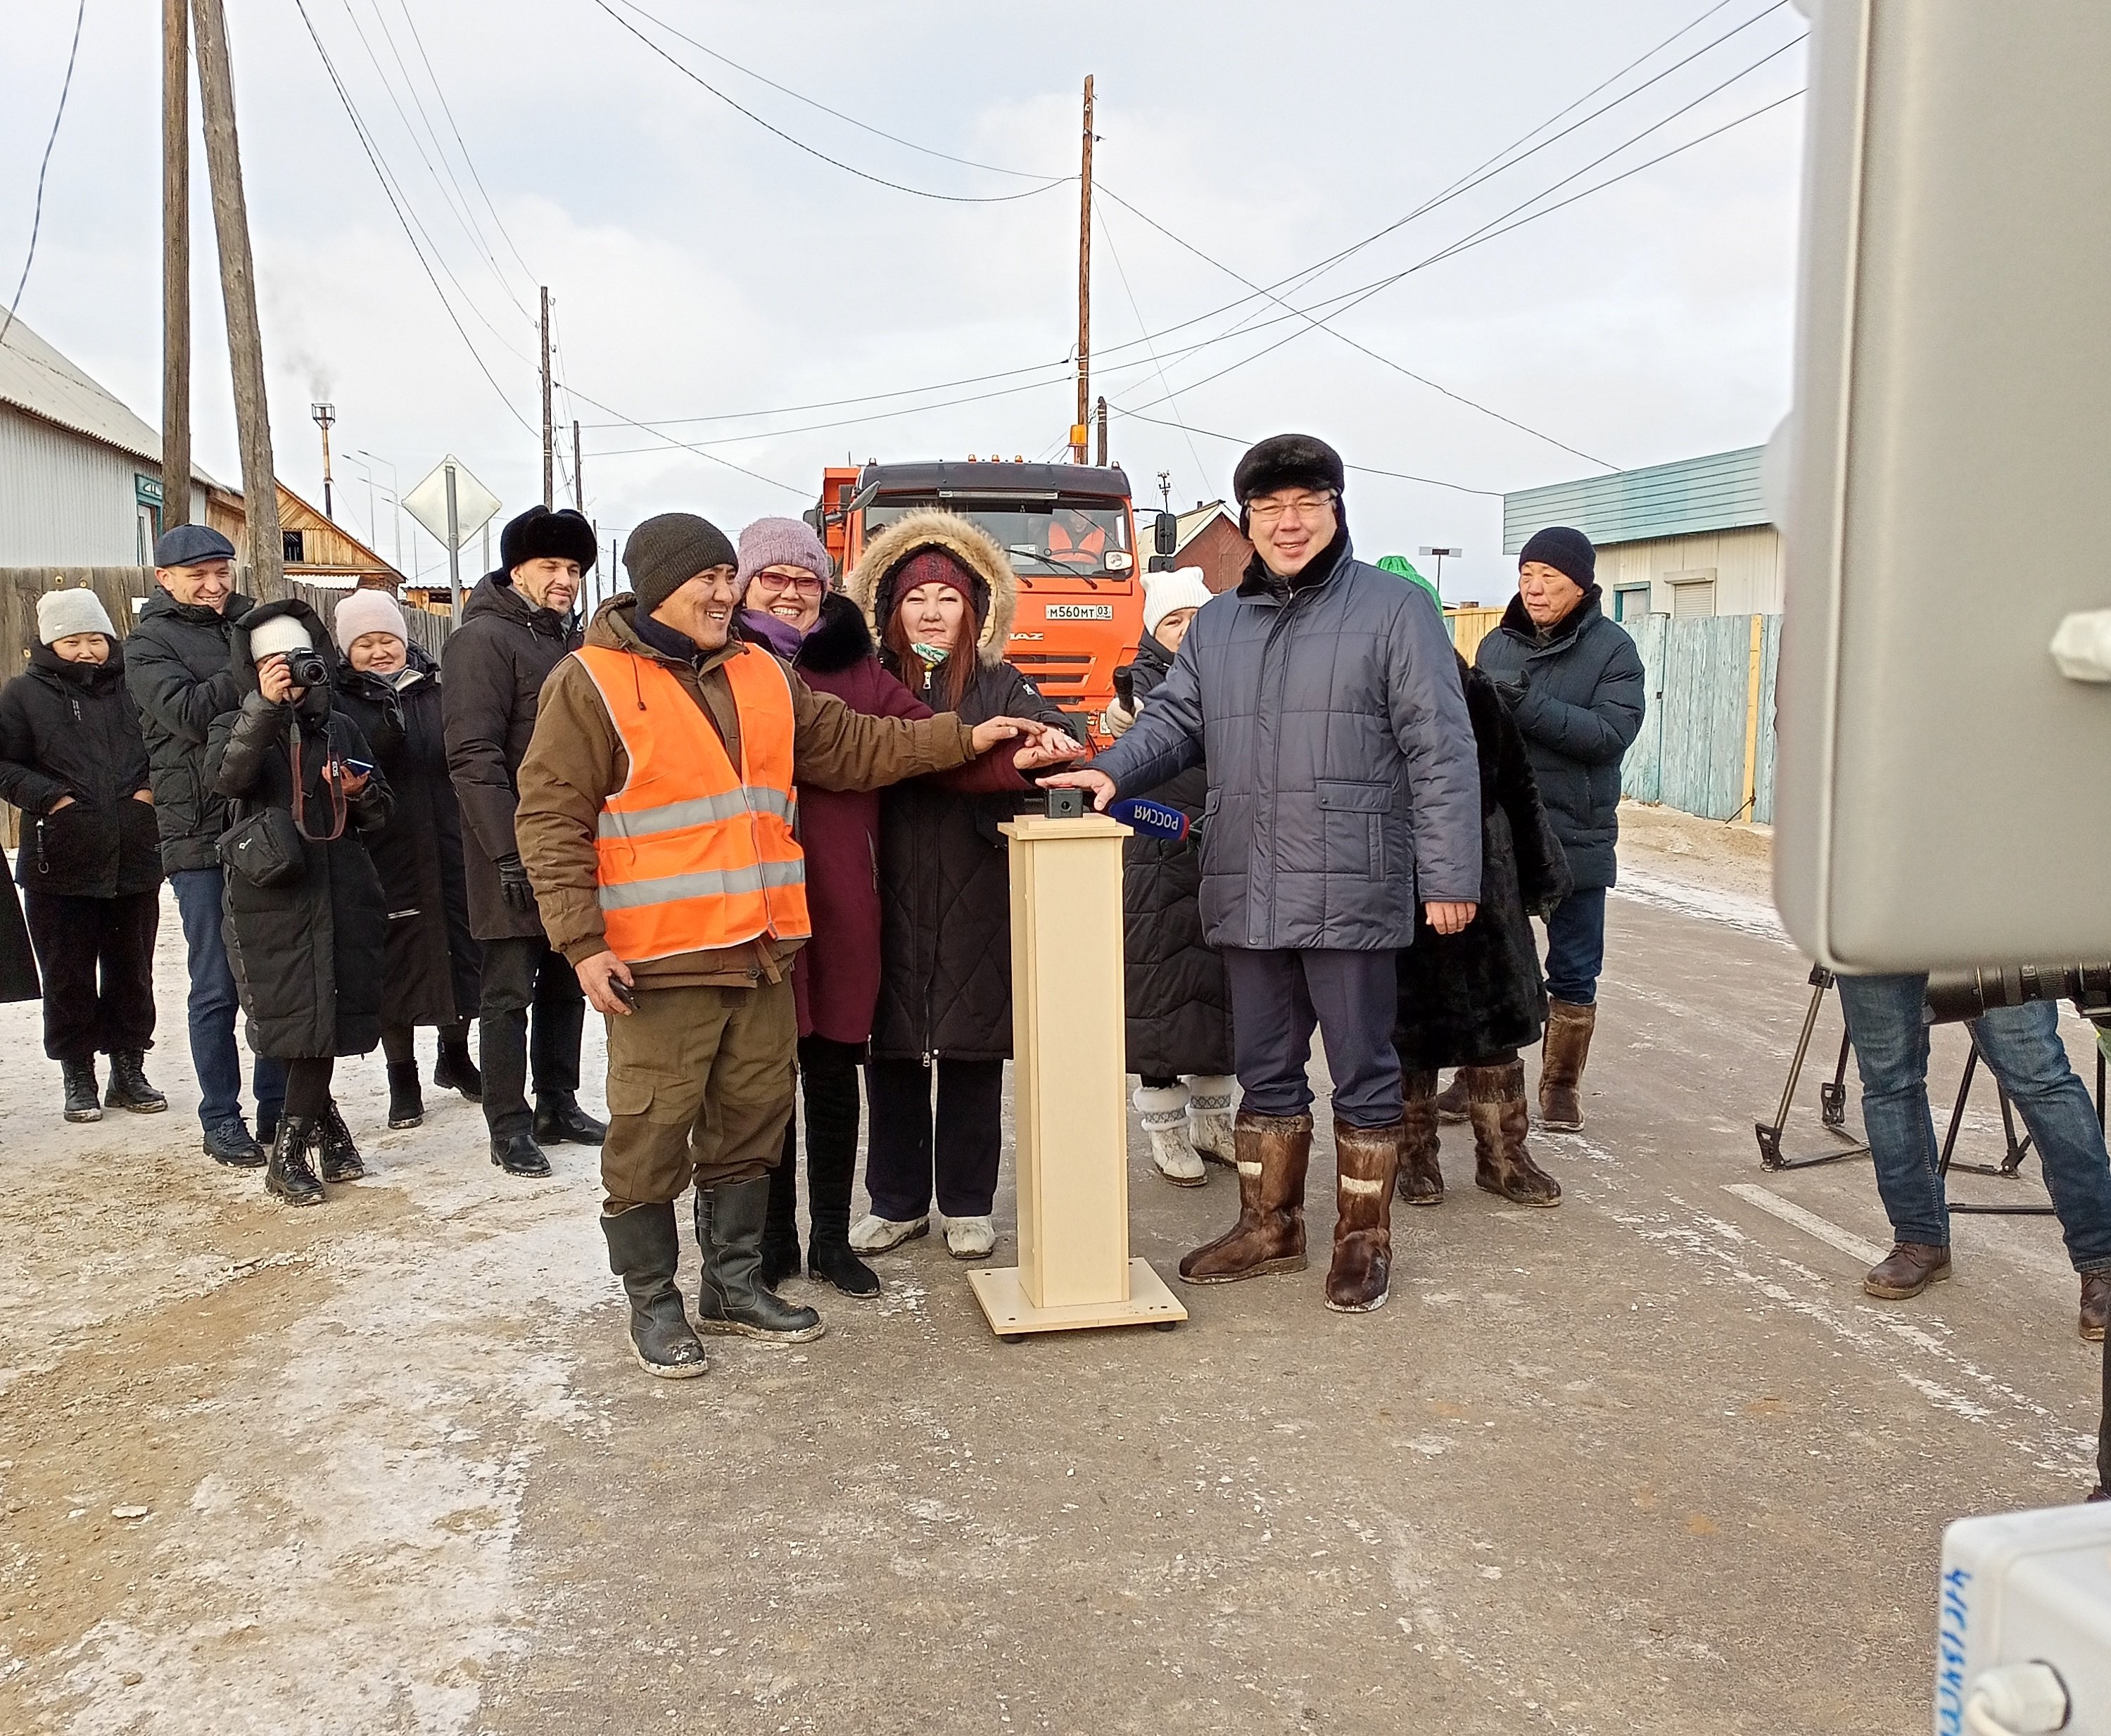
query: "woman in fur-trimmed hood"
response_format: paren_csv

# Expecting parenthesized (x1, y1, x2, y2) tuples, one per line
(844, 510, 1080, 1262)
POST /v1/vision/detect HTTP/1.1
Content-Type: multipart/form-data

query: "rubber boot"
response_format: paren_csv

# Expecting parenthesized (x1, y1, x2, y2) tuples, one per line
(600, 1203, 708, 1379)
(1137, 1083, 1205, 1186)
(1185, 1075, 1239, 1167)
(1177, 1110, 1312, 1285)
(318, 1098, 368, 1182)
(104, 1051, 167, 1114)
(1397, 1067, 1443, 1205)
(1539, 1000, 1596, 1132)
(386, 1062, 425, 1129)
(61, 1059, 101, 1124)
(760, 1122, 804, 1290)
(804, 1065, 880, 1298)
(433, 1025, 483, 1102)
(1325, 1120, 1403, 1313)
(266, 1115, 326, 1207)
(695, 1177, 826, 1343)
(1467, 1061, 1561, 1205)
(1434, 1072, 1471, 1125)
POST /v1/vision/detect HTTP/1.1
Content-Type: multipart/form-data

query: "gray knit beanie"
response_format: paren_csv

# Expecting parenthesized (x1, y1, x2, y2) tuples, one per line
(37, 586, 118, 645)
(623, 513, 738, 616)
(736, 517, 832, 595)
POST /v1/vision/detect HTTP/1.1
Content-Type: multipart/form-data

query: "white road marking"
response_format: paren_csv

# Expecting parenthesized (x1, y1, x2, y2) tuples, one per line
(1720, 1181, 1891, 1267)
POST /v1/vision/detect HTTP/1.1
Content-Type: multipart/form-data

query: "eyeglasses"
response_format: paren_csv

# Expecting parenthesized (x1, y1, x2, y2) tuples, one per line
(1248, 493, 1336, 526)
(749, 571, 825, 596)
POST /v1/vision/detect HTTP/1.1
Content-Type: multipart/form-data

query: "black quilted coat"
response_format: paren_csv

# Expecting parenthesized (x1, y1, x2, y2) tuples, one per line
(1121, 631, 1233, 1079)
(854, 511, 1082, 1065)
(1393, 659, 1572, 1070)
(206, 601, 395, 1061)
(337, 646, 482, 1032)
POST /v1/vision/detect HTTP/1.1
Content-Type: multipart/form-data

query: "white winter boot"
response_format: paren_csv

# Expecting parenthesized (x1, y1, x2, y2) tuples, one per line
(848, 1213, 930, 1254)
(1136, 1083, 1205, 1186)
(1185, 1075, 1238, 1167)
(940, 1214, 996, 1260)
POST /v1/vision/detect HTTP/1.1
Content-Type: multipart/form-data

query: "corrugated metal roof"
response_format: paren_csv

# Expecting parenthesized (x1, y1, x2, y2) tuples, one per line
(1502, 446, 1766, 551)
(0, 305, 227, 490)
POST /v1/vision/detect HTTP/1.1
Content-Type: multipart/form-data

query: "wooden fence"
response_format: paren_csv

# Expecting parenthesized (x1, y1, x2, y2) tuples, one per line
(1621, 612, 1782, 824)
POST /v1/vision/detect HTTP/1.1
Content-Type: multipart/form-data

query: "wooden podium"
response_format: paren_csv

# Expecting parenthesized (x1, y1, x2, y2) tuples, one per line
(968, 814, 1188, 1341)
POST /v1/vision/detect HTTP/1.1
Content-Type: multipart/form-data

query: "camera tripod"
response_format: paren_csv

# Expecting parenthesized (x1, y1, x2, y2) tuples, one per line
(1754, 965, 1870, 1170)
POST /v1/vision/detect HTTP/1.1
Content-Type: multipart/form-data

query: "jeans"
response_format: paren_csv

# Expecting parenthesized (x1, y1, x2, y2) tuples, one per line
(1543, 887, 1607, 1006)
(1220, 947, 1402, 1127)
(1836, 973, 2111, 1274)
(170, 867, 285, 1132)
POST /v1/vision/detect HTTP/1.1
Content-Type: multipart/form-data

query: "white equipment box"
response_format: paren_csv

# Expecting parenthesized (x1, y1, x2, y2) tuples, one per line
(1937, 1504, 2111, 1735)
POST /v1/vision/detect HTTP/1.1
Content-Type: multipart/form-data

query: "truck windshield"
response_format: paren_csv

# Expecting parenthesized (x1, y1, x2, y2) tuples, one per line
(866, 502, 1130, 577)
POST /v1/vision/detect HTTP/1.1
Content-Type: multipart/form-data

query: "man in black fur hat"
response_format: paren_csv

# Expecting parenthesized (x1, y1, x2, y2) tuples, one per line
(1047, 433, 1481, 1317)
(443, 506, 607, 1177)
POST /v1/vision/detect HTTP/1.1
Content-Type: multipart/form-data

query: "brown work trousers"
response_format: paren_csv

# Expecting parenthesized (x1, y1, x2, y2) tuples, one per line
(600, 977, 797, 1210)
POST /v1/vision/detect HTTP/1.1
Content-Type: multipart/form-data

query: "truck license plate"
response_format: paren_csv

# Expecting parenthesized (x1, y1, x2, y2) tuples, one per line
(1045, 603, 1112, 621)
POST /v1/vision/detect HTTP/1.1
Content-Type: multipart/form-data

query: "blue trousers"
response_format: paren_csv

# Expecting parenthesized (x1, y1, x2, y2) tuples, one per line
(1544, 887, 1607, 1006)
(1221, 947, 1402, 1128)
(170, 867, 284, 1132)
(1836, 973, 2111, 1274)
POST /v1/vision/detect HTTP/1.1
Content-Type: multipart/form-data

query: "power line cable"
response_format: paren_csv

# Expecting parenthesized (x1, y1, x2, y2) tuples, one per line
(1116, 410, 1504, 498)
(585, 0, 1075, 204)
(1093, 206, 1207, 488)
(607, 0, 1060, 181)
(0, 0, 87, 349)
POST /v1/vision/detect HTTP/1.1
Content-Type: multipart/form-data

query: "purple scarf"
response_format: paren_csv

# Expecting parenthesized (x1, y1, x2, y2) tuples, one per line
(739, 607, 804, 660)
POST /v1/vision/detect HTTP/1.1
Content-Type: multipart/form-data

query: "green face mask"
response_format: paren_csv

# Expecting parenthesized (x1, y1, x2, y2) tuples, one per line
(911, 642, 951, 666)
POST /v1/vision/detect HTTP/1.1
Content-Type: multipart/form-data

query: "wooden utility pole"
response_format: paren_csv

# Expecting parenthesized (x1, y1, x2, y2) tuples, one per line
(572, 418, 583, 512)
(1072, 75, 1094, 465)
(1095, 395, 1108, 467)
(191, 0, 284, 598)
(161, 0, 191, 533)
(540, 286, 554, 509)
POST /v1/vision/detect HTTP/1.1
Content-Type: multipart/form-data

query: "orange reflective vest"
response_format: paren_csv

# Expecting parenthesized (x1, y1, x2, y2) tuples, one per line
(573, 642, 812, 963)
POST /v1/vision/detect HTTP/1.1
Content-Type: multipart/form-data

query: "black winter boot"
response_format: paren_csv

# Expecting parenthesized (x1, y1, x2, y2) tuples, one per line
(266, 1116, 327, 1207)
(600, 1203, 709, 1379)
(386, 1062, 425, 1129)
(759, 1123, 803, 1290)
(61, 1060, 102, 1124)
(433, 1028, 482, 1102)
(318, 1099, 367, 1183)
(490, 1133, 553, 1177)
(804, 1074, 880, 1298)
(695, 1177, 826, 1343)
(535, 1089, 608, 1146)
(104, 1051, 167, 1114)
(204, 1117, 265, 1167)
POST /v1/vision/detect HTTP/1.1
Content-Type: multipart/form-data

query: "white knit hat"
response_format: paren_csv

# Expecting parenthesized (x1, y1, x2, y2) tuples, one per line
(37, 586, 117, 646)
(332, 588, 409, 652)
(1141, 566, 1213, 638)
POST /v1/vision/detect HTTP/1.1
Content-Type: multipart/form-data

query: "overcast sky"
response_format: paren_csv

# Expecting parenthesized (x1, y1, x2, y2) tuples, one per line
(1, 0, 1808, 602)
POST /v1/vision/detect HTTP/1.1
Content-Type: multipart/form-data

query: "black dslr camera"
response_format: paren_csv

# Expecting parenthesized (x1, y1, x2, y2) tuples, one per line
(282, 645, 329, 690)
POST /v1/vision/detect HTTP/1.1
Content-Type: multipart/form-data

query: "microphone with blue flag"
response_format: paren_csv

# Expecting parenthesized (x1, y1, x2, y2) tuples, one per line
(1108, 797, 1189, 842)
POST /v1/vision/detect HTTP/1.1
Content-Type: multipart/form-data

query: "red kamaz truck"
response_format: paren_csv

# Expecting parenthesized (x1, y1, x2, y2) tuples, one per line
(809, 459, 1178, 745)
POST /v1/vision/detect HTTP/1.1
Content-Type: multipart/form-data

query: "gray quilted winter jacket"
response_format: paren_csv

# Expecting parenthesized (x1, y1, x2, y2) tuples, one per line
(1089, 537, 1481, 951)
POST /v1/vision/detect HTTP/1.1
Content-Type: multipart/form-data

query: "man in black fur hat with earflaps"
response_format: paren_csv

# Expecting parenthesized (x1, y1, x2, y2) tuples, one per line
(444, 506, 609, 1178)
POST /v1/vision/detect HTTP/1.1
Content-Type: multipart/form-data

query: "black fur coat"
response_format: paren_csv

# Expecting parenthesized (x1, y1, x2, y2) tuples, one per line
(1393, 658, 1571, 1070)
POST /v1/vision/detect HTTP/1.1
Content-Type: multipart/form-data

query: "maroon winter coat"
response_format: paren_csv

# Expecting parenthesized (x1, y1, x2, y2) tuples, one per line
(748, 592, 1026, 1044)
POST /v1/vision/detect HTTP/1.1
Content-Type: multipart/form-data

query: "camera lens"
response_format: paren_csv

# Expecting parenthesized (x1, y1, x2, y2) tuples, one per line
(285, 648, 329, 688)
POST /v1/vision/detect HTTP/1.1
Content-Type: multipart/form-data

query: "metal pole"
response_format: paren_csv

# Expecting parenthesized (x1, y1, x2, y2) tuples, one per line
(445, 461, 461, 621)
(540, 285, 554, 509)
(162, 0, 191, 531)
(573, 418, 583, 512)
(1095, 395, 1108, 467)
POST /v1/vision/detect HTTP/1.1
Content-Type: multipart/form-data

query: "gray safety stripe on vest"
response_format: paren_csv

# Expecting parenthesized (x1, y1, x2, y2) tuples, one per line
(597, 856, 806, 910)
(597, 785, 795, 839)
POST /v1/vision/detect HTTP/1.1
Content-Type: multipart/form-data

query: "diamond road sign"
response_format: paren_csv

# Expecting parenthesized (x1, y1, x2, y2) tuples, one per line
(403, 455, 500, 550)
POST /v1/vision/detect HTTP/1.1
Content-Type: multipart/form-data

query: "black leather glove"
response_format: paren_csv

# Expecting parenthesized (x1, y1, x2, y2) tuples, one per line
(1490, 673, 1528, 709)
(495, 852, 537, 913)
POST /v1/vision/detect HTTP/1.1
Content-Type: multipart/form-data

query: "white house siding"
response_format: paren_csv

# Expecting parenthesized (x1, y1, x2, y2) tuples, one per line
(1594, 524, 1783, 619)
(0, 403, 145, 566)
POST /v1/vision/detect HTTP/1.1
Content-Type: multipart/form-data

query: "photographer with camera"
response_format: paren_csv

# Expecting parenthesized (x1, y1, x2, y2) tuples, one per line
(207, 600, 394, 1208)
(1836, 974, 2111, 1338)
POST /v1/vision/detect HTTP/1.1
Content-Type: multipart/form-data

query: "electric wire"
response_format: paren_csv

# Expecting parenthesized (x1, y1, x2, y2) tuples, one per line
(1115, 410, 1504, 498)
(0, 0, 87, 349)
(1093, 205, 1207, 490)
(585, 0, 1075, 204)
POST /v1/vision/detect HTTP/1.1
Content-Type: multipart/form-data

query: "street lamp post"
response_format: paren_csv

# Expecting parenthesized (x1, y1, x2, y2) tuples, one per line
(1418, 545, 1464, 593)
(349, 449, 402, 569)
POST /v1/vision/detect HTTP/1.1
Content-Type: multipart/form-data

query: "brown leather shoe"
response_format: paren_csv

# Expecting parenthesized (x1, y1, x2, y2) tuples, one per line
(1434, 1072, 1471, 1125)
(1467, 1061, 1561, 1205)
(1178, 1110, 1311, 1285)
(1397, 1070, 1443, 1206)
(1326, 1120, 1402, 1313)
(2081, 1272, 2109, 1342)
(1863, 1241, 1952, 1299)
(1539, 1000, 1595, 1132)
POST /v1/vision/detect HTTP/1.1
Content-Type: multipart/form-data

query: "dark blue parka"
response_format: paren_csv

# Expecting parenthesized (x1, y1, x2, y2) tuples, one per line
(1473, 589, 1645, 891)
(1089, 536, 1481, 951)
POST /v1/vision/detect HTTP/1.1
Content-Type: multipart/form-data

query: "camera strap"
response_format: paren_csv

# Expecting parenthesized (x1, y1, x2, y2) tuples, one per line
(289, 727, 348, 843)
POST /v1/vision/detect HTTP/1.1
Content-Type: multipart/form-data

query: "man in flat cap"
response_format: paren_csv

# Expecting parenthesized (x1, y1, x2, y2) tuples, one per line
(1046, 433, 1482, 1317)
(443, 505, 607, 1179)
(127, 523, 286, 1165)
